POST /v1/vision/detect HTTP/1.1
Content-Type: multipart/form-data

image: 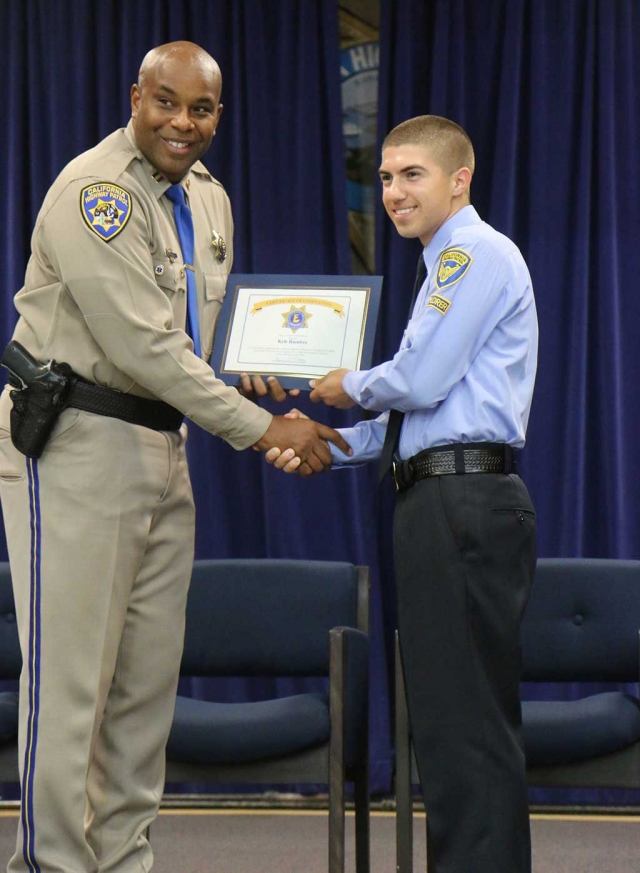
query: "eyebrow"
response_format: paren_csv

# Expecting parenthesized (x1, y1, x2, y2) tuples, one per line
(378, 164, 426, 175)
(156, 84, 215, 106)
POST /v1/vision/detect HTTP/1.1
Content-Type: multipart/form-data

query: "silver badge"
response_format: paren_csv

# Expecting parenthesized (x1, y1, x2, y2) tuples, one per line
(211, 230, 227, 263)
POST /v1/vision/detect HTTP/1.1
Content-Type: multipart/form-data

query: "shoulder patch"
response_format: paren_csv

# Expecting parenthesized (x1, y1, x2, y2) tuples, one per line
(426, 293, 451, 315)
(80, 183, 132, 242)
(436, 248, 472, 290)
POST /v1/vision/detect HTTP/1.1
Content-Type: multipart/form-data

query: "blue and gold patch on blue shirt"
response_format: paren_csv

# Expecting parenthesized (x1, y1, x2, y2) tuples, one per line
(436, 248, 472, 290)
(80, 183, 132, 242)
(426, 293, 451, 315)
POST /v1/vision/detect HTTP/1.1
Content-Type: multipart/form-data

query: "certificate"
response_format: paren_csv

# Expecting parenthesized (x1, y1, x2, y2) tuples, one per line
(210, 274, 383, 390)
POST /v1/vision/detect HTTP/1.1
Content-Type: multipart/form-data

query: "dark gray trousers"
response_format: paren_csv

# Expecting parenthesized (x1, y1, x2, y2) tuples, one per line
(394, 471, 536, 873)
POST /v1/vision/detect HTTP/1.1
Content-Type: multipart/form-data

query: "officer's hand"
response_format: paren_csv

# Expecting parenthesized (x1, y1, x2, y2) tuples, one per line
(264, 409, 308, 473)
(239, 373, 301, 403)
(253, 414, 351, 477)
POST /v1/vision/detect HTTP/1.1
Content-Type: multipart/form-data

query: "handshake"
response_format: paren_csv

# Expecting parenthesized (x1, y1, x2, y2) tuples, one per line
(246, 368, 355, 478)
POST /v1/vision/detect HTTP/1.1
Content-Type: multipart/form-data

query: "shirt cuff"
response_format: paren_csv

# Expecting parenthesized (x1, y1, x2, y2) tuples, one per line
(342, 369, 367, 404)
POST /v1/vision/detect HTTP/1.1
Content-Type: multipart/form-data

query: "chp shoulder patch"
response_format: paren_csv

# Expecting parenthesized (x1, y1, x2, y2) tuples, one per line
(426, 293, 451, 315)
(80, 183, 132, 242)
(436, 248, 472, 290)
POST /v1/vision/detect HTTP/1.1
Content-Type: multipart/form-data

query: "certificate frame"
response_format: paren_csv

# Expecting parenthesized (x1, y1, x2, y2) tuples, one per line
(210, 274, 383, 390)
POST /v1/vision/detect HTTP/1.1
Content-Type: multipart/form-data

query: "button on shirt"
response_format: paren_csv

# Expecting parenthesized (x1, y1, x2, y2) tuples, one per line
(331, 205, 538, 465)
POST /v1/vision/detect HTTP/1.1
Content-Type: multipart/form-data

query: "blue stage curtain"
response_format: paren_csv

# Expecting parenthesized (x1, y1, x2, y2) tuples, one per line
(4, 0, 640, 807)
(377, 0, 640, 804)
(0, 0, 392, 795)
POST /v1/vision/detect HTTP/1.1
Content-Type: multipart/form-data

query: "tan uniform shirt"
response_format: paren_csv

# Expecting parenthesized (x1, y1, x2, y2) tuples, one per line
(8, 121, 271, 450)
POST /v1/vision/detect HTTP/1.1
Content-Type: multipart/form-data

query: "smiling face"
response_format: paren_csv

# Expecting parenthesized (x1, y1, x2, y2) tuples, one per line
(379, 143, 471, 247)
(131, 46, 223, 183)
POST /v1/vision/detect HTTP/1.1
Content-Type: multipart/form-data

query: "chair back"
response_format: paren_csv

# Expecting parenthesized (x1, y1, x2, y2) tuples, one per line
(521, 558, 640, 682)
(0, 563, 21, 680)
(180, 559, 367, 677)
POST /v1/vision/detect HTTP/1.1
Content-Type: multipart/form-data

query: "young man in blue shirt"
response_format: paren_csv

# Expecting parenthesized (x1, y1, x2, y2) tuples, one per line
(269, 115, 538, 872)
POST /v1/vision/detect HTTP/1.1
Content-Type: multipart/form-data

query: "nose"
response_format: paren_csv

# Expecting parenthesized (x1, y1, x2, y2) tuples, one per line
(384, 177, 406, 202)
(171, 107, 194, 132)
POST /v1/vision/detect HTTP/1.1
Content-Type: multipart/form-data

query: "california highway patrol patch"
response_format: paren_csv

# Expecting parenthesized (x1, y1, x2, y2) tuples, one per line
(436, 248, 472, 290)
(80, 183, 132, 242)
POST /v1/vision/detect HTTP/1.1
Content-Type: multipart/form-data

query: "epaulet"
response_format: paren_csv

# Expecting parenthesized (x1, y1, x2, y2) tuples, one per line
(64, 128, 138, 186)
(189, 160, 223, 188)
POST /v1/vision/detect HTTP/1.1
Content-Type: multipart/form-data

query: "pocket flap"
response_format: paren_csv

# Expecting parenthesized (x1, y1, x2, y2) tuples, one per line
(205, 274, 227, 302)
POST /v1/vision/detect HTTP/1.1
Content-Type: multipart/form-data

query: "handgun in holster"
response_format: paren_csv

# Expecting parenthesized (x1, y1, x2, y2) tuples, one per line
(1, 341, 74, 458)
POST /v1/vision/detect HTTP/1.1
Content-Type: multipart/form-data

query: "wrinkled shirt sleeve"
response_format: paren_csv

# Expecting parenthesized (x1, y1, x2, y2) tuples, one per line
(343, 239, 511, 413)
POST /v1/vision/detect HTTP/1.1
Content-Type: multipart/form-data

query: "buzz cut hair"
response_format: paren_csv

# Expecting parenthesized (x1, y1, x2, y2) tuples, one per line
(382, 115, 475, 176)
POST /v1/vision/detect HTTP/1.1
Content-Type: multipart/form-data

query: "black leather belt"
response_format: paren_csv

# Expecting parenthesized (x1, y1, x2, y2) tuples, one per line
(67, 378, 183, 432)
(392, 442, 518, 492)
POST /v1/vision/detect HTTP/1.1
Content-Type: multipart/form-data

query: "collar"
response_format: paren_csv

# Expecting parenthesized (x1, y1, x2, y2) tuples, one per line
(423, 205, 481, 276)
(123, 120, 172, 199)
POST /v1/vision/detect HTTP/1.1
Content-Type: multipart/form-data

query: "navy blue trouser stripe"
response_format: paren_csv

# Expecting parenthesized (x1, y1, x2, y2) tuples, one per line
(21, 457, 42, 873)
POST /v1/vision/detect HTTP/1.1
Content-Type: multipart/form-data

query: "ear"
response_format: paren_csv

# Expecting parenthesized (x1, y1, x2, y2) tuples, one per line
(212, 102, 223, 136)
(452, 167, 472, 198)
(130, 84, 141, 118)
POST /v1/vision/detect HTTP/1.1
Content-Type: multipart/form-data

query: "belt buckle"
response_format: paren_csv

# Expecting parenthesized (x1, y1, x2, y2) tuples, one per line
(392, 460, 401, 491)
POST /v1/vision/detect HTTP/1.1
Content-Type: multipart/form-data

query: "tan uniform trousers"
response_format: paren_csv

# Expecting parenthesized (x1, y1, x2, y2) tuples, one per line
(0, 393, 195, 873)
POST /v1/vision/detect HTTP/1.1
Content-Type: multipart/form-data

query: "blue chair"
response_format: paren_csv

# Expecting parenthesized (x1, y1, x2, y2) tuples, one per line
(0, 562, 20, 784)
(165, 558, 370, 873)
(521, 558, 640, 786)
(394, 557, 640, 872)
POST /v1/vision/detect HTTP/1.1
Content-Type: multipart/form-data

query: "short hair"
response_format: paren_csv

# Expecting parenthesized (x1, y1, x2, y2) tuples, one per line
(138, 41, 221, 93)
(382, 115, 475, 175)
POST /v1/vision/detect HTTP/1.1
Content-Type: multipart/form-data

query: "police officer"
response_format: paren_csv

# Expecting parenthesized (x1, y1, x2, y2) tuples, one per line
(0, 41, 350, 873)
(270, 115, 538, 872)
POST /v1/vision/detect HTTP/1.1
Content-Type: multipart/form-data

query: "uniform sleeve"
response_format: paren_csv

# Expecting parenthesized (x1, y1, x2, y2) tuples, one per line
(40, 179, 271, 450)
(329, 414, 387, 466)
(344, 239, 513, 413)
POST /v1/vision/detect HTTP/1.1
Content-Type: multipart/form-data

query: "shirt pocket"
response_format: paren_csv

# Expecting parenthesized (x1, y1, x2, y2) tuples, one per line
(204, 273, 226, 302)
(153, 259, 186, 298)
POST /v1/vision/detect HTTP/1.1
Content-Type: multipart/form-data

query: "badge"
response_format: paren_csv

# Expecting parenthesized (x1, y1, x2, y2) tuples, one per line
(436, 248, 472, 290)
(211, 230, 227, 262)
(426, 293, 451, 315)
(282, 305, 313, 332)
(80, 183, 132, 242)
(155, 264, 164, 276)
(165, 249, 179, 263)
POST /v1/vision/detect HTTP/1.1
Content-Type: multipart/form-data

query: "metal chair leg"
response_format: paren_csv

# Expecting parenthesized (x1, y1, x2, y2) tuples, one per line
(354, 767, 370, 873)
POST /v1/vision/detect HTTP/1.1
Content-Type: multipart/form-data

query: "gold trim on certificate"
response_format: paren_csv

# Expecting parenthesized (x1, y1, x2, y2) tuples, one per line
(217, 281, 376, 383)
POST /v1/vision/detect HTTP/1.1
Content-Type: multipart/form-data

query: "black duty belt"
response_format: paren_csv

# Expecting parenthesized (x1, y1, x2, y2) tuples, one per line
(392, 442, 518, 493)
(68, 379, 184, 432)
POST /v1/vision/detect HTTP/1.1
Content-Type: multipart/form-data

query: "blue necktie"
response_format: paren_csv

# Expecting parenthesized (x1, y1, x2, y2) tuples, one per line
(165, 184, 202, 358)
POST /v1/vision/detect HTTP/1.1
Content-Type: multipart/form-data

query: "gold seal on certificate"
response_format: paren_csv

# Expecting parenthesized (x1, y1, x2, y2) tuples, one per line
(211, 274, 383, 390)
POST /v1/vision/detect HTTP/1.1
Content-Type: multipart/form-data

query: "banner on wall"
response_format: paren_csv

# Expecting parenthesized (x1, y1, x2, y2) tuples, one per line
(339, 19, 379, 275)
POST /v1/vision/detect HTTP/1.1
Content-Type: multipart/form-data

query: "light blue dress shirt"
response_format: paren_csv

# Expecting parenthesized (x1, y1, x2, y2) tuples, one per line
(331, 205, 538, 465)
